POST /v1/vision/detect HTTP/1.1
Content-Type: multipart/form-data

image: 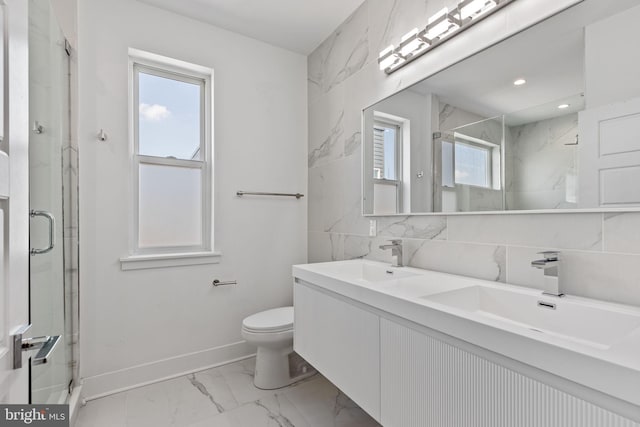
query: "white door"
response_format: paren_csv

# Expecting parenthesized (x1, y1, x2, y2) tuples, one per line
(579, 97, 640, 207)
(0, 0, 32, 403)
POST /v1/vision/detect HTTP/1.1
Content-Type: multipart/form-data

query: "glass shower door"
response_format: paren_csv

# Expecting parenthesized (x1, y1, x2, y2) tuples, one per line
(28, 0, 72, 404)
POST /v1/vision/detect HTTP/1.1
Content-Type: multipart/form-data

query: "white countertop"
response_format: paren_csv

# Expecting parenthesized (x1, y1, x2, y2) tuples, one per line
(293, 259, 640, 408)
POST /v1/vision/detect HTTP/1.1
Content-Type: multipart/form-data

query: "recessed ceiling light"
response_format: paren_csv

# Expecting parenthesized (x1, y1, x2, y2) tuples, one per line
(558, 104, 570, 109)
(513, 78, 526, 86)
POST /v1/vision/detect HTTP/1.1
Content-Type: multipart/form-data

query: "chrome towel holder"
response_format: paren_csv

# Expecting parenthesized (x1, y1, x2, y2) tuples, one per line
(236, 191, 304, 199)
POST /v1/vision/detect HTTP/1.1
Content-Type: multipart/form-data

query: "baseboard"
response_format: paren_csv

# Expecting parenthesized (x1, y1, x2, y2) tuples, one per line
(80, 340, 254, 401)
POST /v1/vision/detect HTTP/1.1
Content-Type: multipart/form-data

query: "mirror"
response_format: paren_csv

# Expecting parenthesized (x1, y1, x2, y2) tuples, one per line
(363, 0, 640, 215)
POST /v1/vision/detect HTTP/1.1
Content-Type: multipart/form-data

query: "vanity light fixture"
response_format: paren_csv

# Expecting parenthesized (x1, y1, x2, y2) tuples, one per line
(425, 8, 459, 40)
(558, 104, 570, 109)
(513, 78, 527, 86)
(399, 28, 430, 57)
(459, 0, 498, 20)
(378, 0, 516, 74)
(378, 45, 404, 71)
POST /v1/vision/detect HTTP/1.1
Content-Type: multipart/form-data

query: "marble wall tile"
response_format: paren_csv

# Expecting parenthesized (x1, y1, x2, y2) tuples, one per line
(506, 246, 549, 290)
(309, 155, 370, 236)
(344, 235, 395, 264)
(603, 212, 640, 254)
(405, 239, 506, 282)
(308, 232, 345, 263)
(307, 166, 324, 233)
(308, 85, 346, 169)
(447, 213, 602, 251)
(339, 153, 371, 236)
(508, 245, 640, 306)
(308, 3, 370, 98)
(377, 215, 447, 240)
(309, 161, 346, 233)
(560, 251, 640, 306)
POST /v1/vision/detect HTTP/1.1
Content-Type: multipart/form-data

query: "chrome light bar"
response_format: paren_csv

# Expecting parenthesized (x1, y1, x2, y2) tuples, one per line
(378, 0, 515, 74)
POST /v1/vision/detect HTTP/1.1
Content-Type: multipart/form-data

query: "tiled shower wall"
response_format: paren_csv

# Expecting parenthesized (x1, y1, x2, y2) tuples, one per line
(307, 0, 640, 307)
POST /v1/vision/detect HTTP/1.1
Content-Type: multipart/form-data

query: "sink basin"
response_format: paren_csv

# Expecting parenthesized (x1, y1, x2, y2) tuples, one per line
(319, 260, 420, 283)
(423, 286, 640, 349)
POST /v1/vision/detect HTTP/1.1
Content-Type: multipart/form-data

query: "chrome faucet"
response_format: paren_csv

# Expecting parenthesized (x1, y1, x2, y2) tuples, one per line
(379, 239, 404, 267)
(531, 251, 564, 297)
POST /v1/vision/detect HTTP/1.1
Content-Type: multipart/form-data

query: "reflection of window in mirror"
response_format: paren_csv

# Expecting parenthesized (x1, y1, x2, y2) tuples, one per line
(372, 117, 403, 214)
(442, 133, 501, 190)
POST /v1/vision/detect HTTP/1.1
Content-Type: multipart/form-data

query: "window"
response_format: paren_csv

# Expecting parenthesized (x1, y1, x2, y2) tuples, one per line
(373, 123, 399, 180)
(442, 133, 500, 190)
(373, 119, 403, 214)
(123, 51, 216, 269)
(454, 141, 491, 187)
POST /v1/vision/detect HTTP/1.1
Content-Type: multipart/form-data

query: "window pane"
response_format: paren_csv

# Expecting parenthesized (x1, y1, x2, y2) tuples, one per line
(139, 164, 202, 248)
(373, 125, 397, 180)
(138, 71, 201, 160)
(373, 183, 398, 215)
(455, 142, 489, 187)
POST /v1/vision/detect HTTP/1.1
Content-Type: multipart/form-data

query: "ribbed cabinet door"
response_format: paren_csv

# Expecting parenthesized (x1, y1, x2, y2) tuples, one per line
(294, 282, 380, 421)
(381, 319, 639, 427)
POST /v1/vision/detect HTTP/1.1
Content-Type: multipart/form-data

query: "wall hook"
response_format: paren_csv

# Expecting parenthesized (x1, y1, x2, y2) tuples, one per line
(33, 121, 44, 134)
(98, 129, 107, 142)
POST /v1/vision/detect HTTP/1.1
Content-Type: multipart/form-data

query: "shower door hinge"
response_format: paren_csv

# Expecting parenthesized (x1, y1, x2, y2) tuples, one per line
(433, 132, 442, 139)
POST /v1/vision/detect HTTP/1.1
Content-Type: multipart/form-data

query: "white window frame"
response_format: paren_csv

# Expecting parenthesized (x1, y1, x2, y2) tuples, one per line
(121, 49, 218, 270)
(452, 132, 501, 190)
(373, 118, 403, 213)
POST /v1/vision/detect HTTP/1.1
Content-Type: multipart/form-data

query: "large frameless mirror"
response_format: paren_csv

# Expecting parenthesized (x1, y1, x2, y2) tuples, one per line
(363, 0, 640, 215)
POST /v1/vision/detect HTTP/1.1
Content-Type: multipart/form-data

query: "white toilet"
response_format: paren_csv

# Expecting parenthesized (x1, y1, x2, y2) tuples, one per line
(241, 306, 315, 389)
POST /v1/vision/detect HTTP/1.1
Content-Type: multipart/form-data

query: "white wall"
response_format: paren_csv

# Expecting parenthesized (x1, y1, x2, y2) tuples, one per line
(77, 0, 307, 398)
(585, 3, 640, 109)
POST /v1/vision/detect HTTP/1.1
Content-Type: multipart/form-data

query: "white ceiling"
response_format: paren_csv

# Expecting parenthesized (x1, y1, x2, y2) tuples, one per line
(137, 0, 366, 54)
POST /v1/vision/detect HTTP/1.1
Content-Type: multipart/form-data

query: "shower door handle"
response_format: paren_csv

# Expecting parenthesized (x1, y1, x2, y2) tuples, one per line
(29, 209, 56, 255)
(29, 335, 61, 366)
(11, 324, 61, 368)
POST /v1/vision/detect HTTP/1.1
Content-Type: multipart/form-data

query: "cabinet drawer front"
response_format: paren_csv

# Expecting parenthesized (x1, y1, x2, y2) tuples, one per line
(294, 282, 380, 421)
(381, 319, 639, 427)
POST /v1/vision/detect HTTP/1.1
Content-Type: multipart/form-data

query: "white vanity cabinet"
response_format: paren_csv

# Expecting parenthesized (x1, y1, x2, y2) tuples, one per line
(293, 281, 381, 422)
(379, 318, 638, 427)
(293, 267, 640, 427)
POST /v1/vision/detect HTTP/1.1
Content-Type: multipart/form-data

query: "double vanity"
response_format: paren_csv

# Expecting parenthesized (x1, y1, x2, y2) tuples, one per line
(293, 259, 640, 426)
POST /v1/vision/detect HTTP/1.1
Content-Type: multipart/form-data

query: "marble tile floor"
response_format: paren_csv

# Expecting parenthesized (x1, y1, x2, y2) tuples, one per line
(76, 357, 381, 427)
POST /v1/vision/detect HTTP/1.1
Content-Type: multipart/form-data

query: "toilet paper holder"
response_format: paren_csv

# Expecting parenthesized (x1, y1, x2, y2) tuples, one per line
(212, 279, 236, 287)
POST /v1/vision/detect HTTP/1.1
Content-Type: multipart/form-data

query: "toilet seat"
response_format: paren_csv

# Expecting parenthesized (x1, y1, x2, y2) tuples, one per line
(242, 306, 293, 333)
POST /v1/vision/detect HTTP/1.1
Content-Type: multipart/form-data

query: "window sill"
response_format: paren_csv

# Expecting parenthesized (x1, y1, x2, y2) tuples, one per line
(120, 251, 221, 271)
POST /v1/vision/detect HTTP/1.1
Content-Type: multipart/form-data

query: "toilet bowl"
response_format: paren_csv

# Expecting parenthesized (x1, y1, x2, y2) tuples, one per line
(241, 306, 315, 389)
